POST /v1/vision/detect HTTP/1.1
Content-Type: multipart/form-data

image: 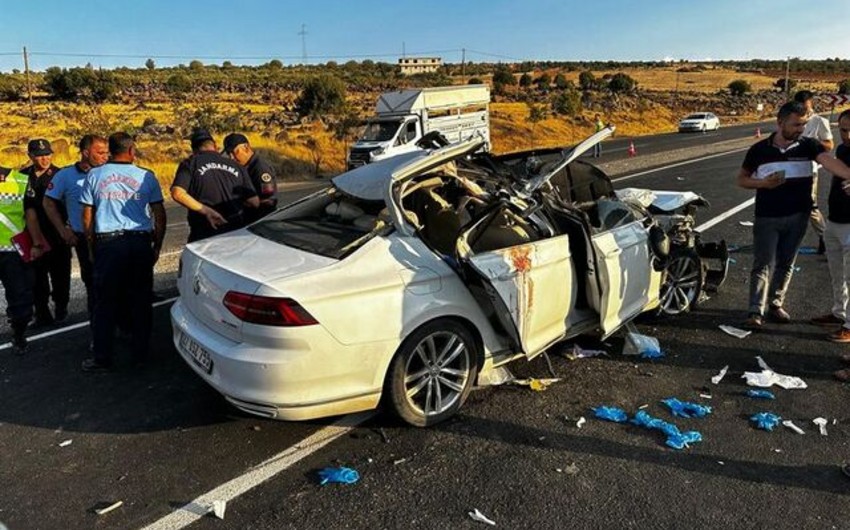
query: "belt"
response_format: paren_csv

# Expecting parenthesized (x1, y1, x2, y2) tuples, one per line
(95, 230, 151, 241)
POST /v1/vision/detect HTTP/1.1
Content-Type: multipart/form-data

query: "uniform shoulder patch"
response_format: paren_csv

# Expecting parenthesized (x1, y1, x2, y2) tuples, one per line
(260, 173, 273, 183)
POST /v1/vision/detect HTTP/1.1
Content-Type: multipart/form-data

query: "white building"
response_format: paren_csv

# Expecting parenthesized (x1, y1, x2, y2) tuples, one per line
(398, 57, 442, 76)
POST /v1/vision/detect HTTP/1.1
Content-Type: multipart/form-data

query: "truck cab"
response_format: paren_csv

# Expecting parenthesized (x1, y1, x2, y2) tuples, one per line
(347, 117, 421, 168)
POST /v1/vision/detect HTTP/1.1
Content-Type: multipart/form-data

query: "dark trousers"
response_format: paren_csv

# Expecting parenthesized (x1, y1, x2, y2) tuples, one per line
(33, 242, 71, 317)
(92, 235, 153, 365)
(73, 233, 94, 318)
(0, 251, 34, 328)
(748, 212, 809, 316)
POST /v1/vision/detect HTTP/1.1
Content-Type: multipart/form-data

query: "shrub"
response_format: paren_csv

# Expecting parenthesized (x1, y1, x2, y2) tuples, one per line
(519, 73, 532, 88)
(536, 73, 551, 91)
(492, 67, 516, 86)
(608, 72, 637, 93)
(728, 79, 752, 96)
(467, 77, 483, 85)
(551, 90, 582, 116)
(145, 58, 155, 70)
(295, 75, 347, 117)
(554, 73, 569, 89)
(839, 79, 850, 95)
(189, 60, 204, 71)
(579, 70, 596, 91)
(0, 74, 25, 102)
(165, 73, 192, 95)
(42, 67, 117, 102)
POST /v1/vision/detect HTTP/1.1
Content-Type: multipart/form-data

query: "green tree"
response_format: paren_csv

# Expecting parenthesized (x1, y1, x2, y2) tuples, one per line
(492, 66, 516, 86)
(189, 60, 204, 71)
(519, 73, 532, 88)
(267, 59, 283, 70)
(0, 74, 24, 102)
(728, 79, 752, 96)
(536, 73, 552, 91)
(145, 58, 155, 70)
(608, 72, 637, 93)
(578, 70, 596, 91)
(295, 75, 347, 117)
(838, 79, 850, 95)
(554, 73, 568, 89)
(551, 89, 582, 116)
(467, 77, 483, 85)
(165, 73, 192, 96)
(527, 101, 547, 147)
(42, 67, 116, 102)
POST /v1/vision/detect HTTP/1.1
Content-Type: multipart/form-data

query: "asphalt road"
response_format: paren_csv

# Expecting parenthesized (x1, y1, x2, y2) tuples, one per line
(2, 128, 850, 530)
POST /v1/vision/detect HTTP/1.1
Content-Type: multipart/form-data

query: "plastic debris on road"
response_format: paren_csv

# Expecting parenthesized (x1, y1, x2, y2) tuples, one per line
(813, 417, 828, 436)
(565, 344, 607, 361)
(92, 501, 123, 516)
(318, 467, 360, 485)
(623, 331, 663, 358)
(746, 389, 776, 400)
(211, 500, 226, 519)
(750, 412, 781, 431)
(468, 508, 496, 526)
(739, 221, 754, 227)
(661, 398, 712, 419)
(631, 410, 703, 450)
(593, 406, 628, 423)
(711, 365, 729, 385)
(719, 325, 751, 339)
(512, 378, 561, 391)
(742, 356, 807, 389)
(58, 439, 73, 447)
(575, 417, 586, 429)
(782, 420, 805, 435)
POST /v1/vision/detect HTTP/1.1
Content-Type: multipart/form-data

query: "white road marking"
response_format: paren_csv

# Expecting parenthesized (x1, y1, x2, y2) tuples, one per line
(695, 197, 756, 233)
(140, 412, 374, 530)
(612, 147, 750, 183)
(0, 297, 178, 351)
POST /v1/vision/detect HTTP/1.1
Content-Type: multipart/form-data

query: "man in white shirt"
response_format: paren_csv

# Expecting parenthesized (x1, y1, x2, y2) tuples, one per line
(794, 90, 834, 253)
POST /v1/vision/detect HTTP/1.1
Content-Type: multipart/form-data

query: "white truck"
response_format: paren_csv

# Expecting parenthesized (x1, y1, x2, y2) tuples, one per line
(346, 85, 491, 169)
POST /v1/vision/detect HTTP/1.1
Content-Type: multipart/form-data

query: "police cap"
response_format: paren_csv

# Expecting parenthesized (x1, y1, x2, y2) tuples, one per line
(222, 133, 249, 154)
(27, 138, 53, 156)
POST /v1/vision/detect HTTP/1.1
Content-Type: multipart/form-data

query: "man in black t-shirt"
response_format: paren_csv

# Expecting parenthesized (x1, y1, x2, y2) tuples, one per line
(222, 133, 279, 223)
(737, 102, 850, 328)
(812, 110, 850, 358)
(171, 130, 259, 243)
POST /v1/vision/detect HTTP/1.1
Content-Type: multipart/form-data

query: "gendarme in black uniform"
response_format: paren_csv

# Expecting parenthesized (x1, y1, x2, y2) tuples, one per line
(829, 144, 850, 224)
(742, 133, 826, 217)
(173, 151, 257, 242)
(245, 153, 278, 222)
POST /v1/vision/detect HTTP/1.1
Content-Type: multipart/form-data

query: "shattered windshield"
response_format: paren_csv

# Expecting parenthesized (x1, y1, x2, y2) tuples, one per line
(361, 120, 402, 142)
(685, 114, 706, 120)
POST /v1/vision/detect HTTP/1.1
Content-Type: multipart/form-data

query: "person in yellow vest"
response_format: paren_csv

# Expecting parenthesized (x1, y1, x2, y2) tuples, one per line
(0, 166, 47, 353)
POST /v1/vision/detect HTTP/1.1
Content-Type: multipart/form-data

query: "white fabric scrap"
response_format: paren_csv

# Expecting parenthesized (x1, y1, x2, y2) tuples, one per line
(468, 508, 496, 526)
(719, 325, 751, 339)
(211, 500, 226, 519)
(782, 420, 805, 435)
(58, 439, 73, 448)
(711, 365, 729, 385)
(742, 357, 807, 389)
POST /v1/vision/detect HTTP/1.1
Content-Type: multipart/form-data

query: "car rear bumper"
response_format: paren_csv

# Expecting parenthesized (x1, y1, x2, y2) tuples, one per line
(170, 299, 385, 421)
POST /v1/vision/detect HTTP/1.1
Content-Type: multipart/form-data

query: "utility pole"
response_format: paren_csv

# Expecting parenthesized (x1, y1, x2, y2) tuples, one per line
(784, 56, 791, 99)
(461, 48, 466, 84)
(298, 24, 308, 64)
(22, 46, 33, 118)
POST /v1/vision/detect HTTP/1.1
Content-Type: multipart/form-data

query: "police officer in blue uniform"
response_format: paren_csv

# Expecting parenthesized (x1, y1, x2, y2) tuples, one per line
(79, 132, 166, 372)
(222, 133, 278, 223)
(171, 129, 259, 242)
(22, 138, 68, 326)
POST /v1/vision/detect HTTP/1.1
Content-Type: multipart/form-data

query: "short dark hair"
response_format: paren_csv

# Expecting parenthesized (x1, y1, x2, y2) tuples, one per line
(838, 109, 850, 122)
(777, 101, 806, 121)
(108, 132, 134, 156)
(793, 90, 814, 103)
(79, 134, 107, 152)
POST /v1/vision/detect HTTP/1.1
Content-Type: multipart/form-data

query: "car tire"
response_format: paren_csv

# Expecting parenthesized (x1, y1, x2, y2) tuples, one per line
(658, 248, 705, 316)
(385, 319, 479, 427)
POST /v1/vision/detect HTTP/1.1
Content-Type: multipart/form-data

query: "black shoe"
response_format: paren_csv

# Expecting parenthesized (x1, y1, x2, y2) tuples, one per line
(81, 358, 112, 373)
(33, 312, 54, 328)
(818, 237, 826, 255)
(768, 306, 791, 324)
(54, 306, 68, 323)
(12, 334, 27, 356)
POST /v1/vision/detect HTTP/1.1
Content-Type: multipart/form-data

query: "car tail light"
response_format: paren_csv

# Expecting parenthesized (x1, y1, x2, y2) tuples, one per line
(223, 291, 318, 327)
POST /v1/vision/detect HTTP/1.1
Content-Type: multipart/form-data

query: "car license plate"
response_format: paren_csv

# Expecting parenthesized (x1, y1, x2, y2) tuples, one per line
(179, 331, 213, 374)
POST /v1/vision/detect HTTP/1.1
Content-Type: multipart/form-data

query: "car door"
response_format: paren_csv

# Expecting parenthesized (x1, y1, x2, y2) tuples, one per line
(457, 205, 575, 359)
(588, 204, 660, 336)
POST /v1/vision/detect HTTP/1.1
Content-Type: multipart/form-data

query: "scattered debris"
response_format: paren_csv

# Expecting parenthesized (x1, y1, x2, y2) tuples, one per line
(564, 344, 607, 360)
(468, 508, 496, 526)
(379, 428, 390, 444)
(676, 176, 685, 181)
(717, 461, 725, 466)
(593, 406, 628, 423)
(699, 394, 713, 399)
(743, 357, 807, 389)
(738, 221, 754, 227)
(813, 418, 828, 436)
(729, 258, 737, 265)
(833, 418, 838, 426)
(512, 378, 561, 391)
(711, 365, 729, 385)
(393, 458, 408, 465)
(477, 365, 514, 386)
(632, 410, 702, 450)
(798, 246, 818, 255)
(317, 467, 360, 485)
(719, 325, 751, 339)
(638, 404, 649, 410)
(661, 398, 712, 419)
(251, 425, 261, 431)
(750, 412, 782, 431)
(623, 331, 663, 358)
(782, 420, 805, 435)
(745, 389, 776, 400)
(774, 449, 782, 453)
(58, 439, 73, 448)
(92, 501, 123, 516)
(210, 500, 226, 520)
(793, 265, 801, 272)
(563, 463, 579, 475)
(575, 417, 586, 429)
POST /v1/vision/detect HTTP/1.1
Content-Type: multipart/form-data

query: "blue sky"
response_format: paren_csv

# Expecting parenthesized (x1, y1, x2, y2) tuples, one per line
(0, 0, 844, 72)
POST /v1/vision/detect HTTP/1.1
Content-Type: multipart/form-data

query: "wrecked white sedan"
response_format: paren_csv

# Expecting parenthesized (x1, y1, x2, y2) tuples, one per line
(170, 127, 728, 426)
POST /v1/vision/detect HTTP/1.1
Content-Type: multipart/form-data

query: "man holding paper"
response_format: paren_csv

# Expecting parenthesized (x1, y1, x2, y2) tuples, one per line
(737, 101, 850, 328)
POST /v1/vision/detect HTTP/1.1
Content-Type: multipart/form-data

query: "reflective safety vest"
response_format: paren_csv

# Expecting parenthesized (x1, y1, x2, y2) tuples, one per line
(0, 169, 30, 252)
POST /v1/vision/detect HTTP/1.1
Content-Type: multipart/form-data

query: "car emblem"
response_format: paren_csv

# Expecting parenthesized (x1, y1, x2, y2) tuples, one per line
(192, 275, 201, 295)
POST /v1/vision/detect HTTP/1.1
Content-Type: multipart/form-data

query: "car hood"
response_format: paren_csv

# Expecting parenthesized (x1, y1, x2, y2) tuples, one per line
(680, 118, 706, 124)
(186, 229, 338, 283)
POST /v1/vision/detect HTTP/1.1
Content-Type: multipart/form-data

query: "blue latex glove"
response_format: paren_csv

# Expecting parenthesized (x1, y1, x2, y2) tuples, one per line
(632, 410, 702, 450)
(661, 398, 712, 418)
(666, 430, 703, 450)
(318, 467, 360, 485)
(745, 389, 776, 400)
(641, 348, 665, 359)
(750, 412, 781, 431)
(593, 406, 628, 423)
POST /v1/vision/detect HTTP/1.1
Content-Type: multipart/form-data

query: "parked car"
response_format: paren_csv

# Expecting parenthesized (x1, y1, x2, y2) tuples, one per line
(170, 128, 728, 427)
(678, 112, 720, 133)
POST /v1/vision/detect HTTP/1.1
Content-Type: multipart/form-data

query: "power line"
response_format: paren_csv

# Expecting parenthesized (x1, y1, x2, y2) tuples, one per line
(16, 49, 462, 61)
